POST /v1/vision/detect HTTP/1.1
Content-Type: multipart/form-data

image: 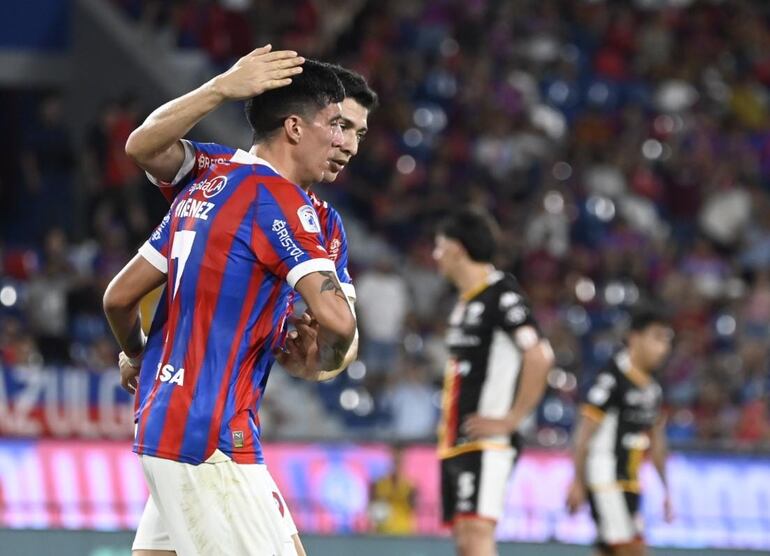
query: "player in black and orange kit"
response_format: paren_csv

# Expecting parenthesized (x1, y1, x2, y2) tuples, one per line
(432, 208, 554, 556)
(567, 306, 674, 556)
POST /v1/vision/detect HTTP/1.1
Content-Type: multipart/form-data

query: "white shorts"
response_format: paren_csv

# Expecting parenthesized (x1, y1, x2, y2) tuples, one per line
(133, 450, 298, 555)
(588, 486, 643, 547)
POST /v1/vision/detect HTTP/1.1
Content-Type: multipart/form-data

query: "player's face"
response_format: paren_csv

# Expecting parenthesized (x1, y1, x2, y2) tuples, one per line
(323, 98, 369, 182)
(433, 234, 460, 277)
(299, 103, 344, 183)
(631, 324, 674, 371)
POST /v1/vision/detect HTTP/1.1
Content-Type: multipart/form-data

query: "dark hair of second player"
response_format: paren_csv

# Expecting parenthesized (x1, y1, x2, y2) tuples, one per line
(629, 305, 671, 333)
(437, 207, 500, 263)
(326, 63, 379, 111)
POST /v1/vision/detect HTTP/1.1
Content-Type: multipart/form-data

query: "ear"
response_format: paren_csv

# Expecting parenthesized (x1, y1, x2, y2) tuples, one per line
(447, 238, 467, 260)
(283, 115, 302, 144)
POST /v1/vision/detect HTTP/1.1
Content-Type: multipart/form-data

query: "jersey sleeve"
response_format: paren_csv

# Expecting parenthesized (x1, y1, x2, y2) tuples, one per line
(581, 371, 619, 422)
(252, 182, 336, 288)
(326, 206, 355, 301)
(138, 210, 172, 274)
(145, 140, 236, 203)
(495, 288, 542, 350)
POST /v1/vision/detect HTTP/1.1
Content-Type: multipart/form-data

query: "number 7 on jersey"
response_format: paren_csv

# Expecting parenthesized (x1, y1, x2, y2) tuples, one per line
(170, 230, 196, 298)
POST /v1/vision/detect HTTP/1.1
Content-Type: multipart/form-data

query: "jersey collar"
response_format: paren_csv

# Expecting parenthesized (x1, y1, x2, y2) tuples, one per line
(460, 268, 503, 301)
(230, 149, 280, 174)
(615, 349, 652, 388)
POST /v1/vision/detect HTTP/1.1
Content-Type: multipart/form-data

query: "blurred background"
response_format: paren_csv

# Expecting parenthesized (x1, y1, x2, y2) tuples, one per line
(2, 0, 770, 554)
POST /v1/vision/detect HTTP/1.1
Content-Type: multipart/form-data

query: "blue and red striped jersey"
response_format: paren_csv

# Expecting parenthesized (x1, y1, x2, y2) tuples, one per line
(134, 147, 336, 464)
(135, 142, 356, 429)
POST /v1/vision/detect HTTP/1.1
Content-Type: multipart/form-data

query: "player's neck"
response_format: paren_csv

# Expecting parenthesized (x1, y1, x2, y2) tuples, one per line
(249, 144, 313, 192)
(454, 261, 495, 300)
(627, 349, 652, 378)
(250, 143, 312, 188)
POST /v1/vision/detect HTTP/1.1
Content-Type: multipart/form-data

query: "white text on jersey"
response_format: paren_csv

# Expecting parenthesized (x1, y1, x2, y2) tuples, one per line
(175, 198, 215, 221)
(155, 364, 185, 386)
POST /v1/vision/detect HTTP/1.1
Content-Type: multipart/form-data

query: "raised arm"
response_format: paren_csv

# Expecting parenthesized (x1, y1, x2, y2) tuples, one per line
(125, 45, 304, 182)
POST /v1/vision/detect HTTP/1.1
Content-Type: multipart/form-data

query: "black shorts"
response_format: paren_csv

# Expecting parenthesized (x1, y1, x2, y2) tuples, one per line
(440, 448, 518, 525)
(588, 488, 643, 550)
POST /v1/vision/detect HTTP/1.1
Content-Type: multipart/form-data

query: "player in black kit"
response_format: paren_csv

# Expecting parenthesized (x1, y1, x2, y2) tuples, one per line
(433, 208, 554, 556)
(566, 307, 674, 556)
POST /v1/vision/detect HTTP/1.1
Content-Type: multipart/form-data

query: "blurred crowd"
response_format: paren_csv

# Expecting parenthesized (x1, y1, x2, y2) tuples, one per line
(2, 0, 770, 448)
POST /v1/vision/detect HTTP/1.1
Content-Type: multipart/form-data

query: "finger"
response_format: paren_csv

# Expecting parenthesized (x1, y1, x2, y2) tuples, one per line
(261, 79, 293, 91)
(305, 336, 319, 365)
(265, 56, 305, 71)
(267, 67, 304, 81)
(248, 44, 273, 57)
(295, 325, 319, 343)
(295, 322, 318, 335)
(286, 338, 305, 356)
(262, 50, 300, 62)
(120, 378, 135, 395)
(274, 350, 289, 365)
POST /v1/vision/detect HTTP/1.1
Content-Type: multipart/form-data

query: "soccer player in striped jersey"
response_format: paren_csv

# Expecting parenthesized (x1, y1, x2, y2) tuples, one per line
(128, 64, 376, 396)
(104, 53, 356, 555)
(116, 56, 376, 556)
(566, 307, 673, 556)
(432, 208, 554, 556)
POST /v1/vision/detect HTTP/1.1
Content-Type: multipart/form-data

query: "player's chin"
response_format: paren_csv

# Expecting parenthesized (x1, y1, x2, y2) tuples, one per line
(323, 169, 341, 183)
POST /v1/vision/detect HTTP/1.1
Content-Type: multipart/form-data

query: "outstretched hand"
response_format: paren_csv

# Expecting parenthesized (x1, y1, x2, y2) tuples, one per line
(212, 44, 304, 101)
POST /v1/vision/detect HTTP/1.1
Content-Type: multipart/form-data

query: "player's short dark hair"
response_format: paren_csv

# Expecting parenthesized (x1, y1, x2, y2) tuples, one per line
(437, 207, 499, 263)
(629, 305, 670, 333)
(244, 59, 345, 142)
(326, 63, 379, 111)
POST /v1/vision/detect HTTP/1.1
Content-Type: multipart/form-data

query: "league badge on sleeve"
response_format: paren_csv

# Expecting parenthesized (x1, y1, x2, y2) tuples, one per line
(297, 205, 322, 233)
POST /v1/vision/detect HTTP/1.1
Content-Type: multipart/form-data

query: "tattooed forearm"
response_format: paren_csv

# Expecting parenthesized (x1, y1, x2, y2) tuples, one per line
(318, 335, 348, 371)
(318, 271, 348, 302)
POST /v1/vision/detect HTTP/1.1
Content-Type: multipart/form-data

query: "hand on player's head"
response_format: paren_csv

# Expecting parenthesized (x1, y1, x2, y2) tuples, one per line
(212, 45, 305, 101)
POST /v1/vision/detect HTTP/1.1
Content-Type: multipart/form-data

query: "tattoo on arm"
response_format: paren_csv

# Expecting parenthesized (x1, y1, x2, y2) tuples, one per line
(317, 271, 351, 369)
(319, 271, 347, 303)
(319, 337, 347, 371)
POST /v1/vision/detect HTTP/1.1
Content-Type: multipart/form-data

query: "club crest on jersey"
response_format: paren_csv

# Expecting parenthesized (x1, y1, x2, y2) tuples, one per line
(201, 175, 228, 198)
(297, 205, 321, 233)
